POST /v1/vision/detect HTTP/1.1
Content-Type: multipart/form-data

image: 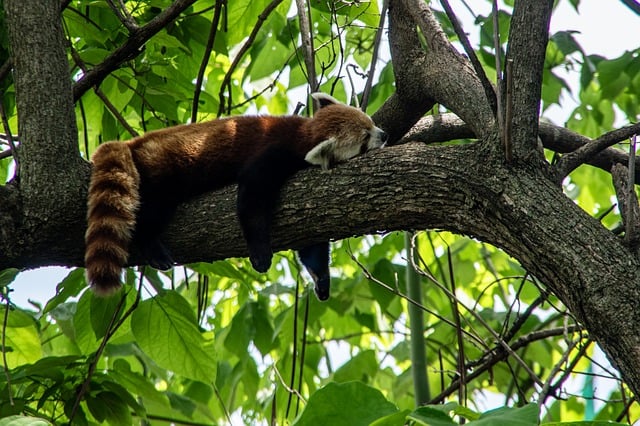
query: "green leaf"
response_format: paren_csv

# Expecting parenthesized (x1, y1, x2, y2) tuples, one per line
(0, 416, 53, 426)
(370, 409, 411, 426)
(0, 268, 19, 287)
(333, 350, 378, 383)
(86, 391, 132, 425)
(1, 306, 42, 368)
(131, 291, 216, 383)
(42, 268, 86, 314)
(473, 404, 539, 425)
(293, 381, 398, 426)
(408, 406, 457, 426)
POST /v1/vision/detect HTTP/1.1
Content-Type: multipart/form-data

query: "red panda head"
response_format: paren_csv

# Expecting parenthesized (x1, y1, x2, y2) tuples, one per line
(304, 93, 388, 170)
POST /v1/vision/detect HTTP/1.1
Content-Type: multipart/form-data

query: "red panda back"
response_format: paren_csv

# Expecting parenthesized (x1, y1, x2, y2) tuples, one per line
(85, 142, 141, 295)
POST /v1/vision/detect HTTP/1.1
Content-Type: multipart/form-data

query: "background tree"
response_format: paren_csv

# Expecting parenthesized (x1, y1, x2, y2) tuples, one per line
(1, 0, 640, 424)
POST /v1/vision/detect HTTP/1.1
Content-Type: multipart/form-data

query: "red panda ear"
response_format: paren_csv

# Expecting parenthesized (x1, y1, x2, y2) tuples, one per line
(311, 92, 341, 109)
(304, 137, 337, 170)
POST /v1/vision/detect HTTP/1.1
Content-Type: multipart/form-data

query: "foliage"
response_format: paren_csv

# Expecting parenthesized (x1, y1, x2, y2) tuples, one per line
(1, 0, 640, 425)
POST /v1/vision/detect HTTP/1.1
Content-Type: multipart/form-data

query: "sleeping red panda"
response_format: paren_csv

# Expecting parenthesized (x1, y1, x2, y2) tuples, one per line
(84, 93, 387, 300)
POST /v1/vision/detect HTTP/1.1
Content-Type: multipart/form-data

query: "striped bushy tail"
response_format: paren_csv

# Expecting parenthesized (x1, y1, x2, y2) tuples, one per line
(84, 142, 140, 295)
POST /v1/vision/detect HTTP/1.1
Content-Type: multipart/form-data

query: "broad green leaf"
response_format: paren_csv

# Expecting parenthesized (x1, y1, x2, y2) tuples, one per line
(131, 291, 216, 383)
(293, 381, 398, 426)
(0, 416, 53, 426)
(473, 403, 539, 425)
(408, 406, 457, 426)
(1, 306, 41, 368)
(43, 268, 86, 314)
(0, 268, 19, 287)
(370, 409, 411, 426)
(333, 350, 378, 383)
(86, 391, 132, 425)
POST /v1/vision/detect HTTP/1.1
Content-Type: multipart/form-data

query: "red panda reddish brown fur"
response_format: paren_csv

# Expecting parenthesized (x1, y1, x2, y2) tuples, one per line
(85, 93, 387, 298)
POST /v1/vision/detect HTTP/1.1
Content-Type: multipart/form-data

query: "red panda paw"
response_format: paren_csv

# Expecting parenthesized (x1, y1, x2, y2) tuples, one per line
(248, 244, 273, 273)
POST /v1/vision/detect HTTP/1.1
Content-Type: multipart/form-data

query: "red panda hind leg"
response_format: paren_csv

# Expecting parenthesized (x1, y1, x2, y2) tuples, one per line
(85, 142, 141, 296)
(297, 242, 331, 301)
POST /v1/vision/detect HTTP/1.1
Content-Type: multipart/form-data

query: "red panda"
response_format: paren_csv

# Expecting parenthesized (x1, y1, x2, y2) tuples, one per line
(84, 93, 387, 300)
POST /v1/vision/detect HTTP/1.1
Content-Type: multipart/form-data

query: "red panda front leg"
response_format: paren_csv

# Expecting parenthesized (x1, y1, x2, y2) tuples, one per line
(237, 146, 309, 272)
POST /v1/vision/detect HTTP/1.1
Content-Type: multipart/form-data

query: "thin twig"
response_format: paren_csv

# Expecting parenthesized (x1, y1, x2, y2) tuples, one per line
(347, 246, 489, 350)
(69, 292, 128, 422)
(0, 92, 19, 178)
(439, 0, 497, 114)
(191, 0, 224, 122)
(66, 33, 139, 137)
(106, 0, 139, 32)
(409, 249, 544, 388)
(295, 0, 318, 104)
(285, 273, 302, 419)
(1, 293, 14, 406)
(73, 0, 198, 101)
(540, 338, 592, 405)
(295, 293, 310, 417)
(70, 270, 145, 422)
(361, 0, 388, 111)
(537, 338, 583, 407)
(217, 0, 284, 115)
(447, 247, 467, 407)
(273, 364, 307, 403)
(429, 325, 581, 404)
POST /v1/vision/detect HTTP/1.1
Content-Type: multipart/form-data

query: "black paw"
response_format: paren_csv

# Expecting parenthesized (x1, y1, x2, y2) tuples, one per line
(314, 277, 331, 301)
(144, 240, 175, 270)
(249, 247, 273, 273)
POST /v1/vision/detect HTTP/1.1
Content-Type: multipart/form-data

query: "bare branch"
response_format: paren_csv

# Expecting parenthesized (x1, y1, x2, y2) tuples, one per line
(399, 113, 640, 185)
(504, 0, 553, 161)
(191, 0, 224, 122)
(555, 122, 640, 182)
(217, 0, 284, 115)
(105, 0, 139, 32)
(295, 0, 318, 97)
(612, 163, 640, 250)
(400, 0, 495, 139)
(439, 0, 497, 114)
(620, 0, 640, 14)
(361, 0, 389, 111)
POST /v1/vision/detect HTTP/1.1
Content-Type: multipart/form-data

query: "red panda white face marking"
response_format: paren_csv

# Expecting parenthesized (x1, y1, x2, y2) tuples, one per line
(304, 93, 387, 170)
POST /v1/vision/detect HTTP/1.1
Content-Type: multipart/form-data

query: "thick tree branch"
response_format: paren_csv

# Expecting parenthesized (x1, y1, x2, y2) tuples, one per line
(4, 0, 87, 264)
(384, 0, 435, 142)
(504, 0, 553, 162)
(402, 113, 640, 184)
(4, 142, 640, 398)
(399, 0, 495, 140)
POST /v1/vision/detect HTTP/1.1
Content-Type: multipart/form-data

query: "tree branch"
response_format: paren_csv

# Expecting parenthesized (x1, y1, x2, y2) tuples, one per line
(72, 0, 197, 101)
(504, 0, 553, 162)
(554, 122, 640, 182)
(399, 113, 640, 184)
(438, 0, 497, 114)
(400, 0, 495, 139)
